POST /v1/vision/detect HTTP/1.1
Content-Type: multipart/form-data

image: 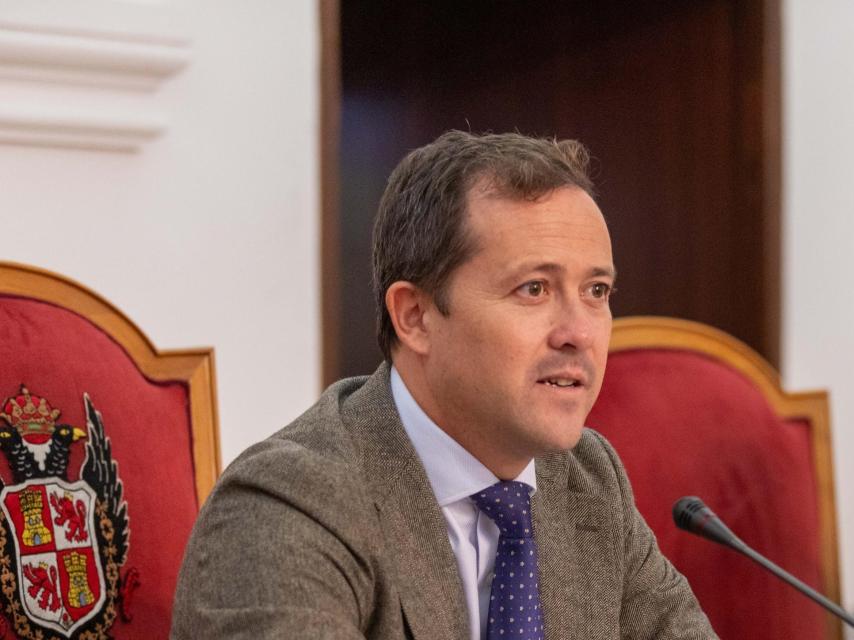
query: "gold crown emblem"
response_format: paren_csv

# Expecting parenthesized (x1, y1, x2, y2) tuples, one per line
(1, 385, 60, 438)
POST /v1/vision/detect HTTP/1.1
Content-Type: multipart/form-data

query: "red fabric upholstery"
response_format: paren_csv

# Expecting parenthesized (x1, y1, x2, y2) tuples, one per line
(0, 295, 199, 639)
(588, 348, 825, 639)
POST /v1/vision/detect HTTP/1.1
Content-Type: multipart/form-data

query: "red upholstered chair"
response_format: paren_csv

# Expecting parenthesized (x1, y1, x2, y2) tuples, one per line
(588, 316, 841, 640)
(0, 261, 220, 639)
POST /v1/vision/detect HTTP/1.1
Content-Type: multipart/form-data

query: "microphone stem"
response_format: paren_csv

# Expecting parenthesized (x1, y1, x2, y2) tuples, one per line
(732, 540, 854, 627)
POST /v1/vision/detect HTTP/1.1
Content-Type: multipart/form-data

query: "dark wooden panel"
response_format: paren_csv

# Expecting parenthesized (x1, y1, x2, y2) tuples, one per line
(331, 0, 780, 380)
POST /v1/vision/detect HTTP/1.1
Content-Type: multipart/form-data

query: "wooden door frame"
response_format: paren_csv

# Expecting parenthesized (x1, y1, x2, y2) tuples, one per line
(320, 0, 341, 387)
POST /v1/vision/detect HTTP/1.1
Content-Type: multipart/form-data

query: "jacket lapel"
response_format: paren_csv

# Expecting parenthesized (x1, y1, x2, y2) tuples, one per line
(534, 451, 621, 640)
(341, 364, 469, 640)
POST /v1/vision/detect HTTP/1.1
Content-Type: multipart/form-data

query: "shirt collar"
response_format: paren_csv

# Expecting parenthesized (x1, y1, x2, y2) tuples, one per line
(390, 366, 537, 507)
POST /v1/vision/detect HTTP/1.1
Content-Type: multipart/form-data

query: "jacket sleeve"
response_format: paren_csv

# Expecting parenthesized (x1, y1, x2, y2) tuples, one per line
(590, 431, 720, 640)
(170, 439, 374, 640)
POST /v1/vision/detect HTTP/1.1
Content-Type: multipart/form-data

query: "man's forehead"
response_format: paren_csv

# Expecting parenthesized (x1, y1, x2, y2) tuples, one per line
(462, 183, 607, 240)
(452, 185, 613, 285)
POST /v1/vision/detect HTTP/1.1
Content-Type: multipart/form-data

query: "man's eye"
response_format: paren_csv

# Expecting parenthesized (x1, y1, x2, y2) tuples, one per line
(520, 281, 546, 297)
(588, 283, 613, 299)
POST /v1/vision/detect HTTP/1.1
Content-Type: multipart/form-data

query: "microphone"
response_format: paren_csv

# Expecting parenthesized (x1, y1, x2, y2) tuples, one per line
(672, 496, 854, 628)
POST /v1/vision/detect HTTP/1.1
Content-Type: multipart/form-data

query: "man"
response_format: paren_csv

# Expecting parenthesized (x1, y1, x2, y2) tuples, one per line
(172, 131, 717, 639)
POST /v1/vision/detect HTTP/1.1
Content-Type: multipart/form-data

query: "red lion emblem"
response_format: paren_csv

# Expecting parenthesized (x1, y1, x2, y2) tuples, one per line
(23, 563, 61, 612)
(49, 492, 88, 543)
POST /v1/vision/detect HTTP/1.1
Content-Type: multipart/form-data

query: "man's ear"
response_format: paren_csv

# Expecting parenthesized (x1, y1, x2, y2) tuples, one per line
(385, 281, 433, 356)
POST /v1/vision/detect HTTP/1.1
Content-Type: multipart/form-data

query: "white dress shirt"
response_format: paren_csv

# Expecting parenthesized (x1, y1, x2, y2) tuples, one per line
(390, 367, 537, 640)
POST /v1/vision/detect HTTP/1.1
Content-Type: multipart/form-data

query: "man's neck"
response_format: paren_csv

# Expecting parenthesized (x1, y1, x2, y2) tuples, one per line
(391, 353, 531, 480)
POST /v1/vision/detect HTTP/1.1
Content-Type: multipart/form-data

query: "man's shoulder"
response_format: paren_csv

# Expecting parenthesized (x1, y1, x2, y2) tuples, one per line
(186, 367, 399, 583)
(218, 370, 383, 495)
(172, 369, 402, 637)
(265, 373, 370, 459)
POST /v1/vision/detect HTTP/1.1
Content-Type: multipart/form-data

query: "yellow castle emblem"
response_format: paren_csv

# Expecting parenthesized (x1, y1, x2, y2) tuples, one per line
(63, 552, 94, 608)
(20, 489, 52, 547)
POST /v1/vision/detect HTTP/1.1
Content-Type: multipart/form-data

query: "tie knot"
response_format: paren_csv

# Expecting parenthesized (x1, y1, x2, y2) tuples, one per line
(470, 480, 534, 539)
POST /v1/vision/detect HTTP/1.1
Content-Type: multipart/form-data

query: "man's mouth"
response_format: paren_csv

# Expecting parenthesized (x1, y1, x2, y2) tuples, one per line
(538, 377, 584, 388)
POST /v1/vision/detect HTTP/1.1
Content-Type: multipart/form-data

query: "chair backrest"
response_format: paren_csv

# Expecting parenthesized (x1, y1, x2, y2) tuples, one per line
(587, 316, 840, 640)
(0, 261, 220, 639)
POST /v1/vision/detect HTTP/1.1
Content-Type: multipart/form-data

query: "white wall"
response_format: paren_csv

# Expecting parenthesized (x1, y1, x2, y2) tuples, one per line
(0, 0, 320, 467)
(783, 0, 854, 632)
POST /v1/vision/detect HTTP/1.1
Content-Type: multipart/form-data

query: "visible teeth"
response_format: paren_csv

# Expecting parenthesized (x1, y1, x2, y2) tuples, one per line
(545, 379, 578, 388)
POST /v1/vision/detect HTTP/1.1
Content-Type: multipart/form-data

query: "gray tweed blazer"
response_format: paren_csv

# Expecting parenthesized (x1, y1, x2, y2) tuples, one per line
(171, 363, 717, 639)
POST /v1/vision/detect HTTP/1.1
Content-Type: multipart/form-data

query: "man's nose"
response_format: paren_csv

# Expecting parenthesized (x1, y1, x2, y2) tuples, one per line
(547, 299, 595, 351)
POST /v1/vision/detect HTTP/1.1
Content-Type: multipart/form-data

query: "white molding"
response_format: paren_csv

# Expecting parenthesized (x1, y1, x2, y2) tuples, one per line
(0, 25, 190, 91)
(0, 1, 191, 150)
(0, 105, 165, 152)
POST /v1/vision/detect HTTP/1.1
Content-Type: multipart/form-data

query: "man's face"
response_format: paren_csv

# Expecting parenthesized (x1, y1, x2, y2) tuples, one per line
(421, 184, 614, 473)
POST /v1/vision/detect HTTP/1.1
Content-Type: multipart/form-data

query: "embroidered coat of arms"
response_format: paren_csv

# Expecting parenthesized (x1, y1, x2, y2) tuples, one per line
(0, 386, 130, 639)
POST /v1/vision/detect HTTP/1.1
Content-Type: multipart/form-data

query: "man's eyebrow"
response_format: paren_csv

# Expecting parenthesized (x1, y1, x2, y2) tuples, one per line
(518, 264, 617, 279)
(506, 262, 565, 277)
(590, 266, 617, 281)
(503, 263, 617, 281)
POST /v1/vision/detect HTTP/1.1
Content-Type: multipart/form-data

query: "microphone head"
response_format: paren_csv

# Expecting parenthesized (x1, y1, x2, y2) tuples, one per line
(672, 496, 707, 531)
(672, 496, 744, 549)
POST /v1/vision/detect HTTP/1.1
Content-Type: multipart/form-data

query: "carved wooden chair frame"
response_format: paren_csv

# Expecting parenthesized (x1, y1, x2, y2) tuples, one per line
(610, 316, 841, 640)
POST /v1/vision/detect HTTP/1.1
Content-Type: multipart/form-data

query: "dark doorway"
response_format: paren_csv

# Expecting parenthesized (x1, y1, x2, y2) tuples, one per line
(322, 0, 780, 383)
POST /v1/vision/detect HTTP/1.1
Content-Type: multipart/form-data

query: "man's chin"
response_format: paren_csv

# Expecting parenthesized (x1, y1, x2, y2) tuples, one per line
(553, 428, 585, 452)
(526, 422, 586, 456)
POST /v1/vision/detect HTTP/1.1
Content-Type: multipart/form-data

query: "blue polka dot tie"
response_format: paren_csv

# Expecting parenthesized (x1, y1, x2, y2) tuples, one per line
(471, 481, 544, 640)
